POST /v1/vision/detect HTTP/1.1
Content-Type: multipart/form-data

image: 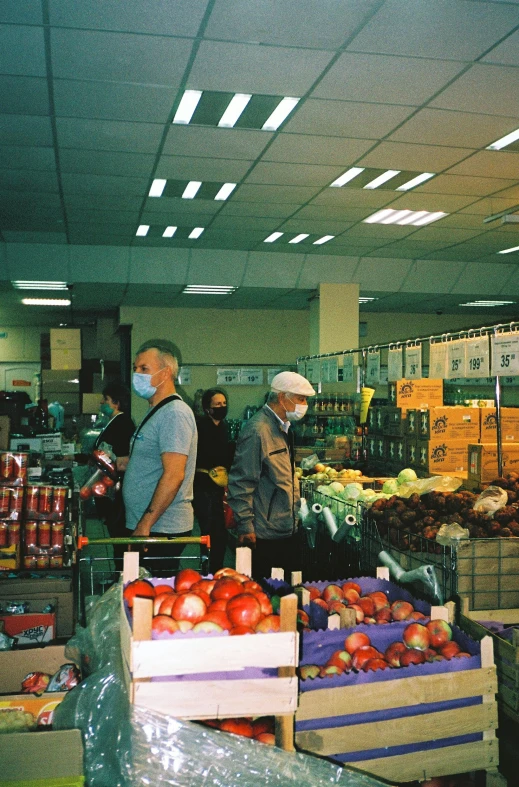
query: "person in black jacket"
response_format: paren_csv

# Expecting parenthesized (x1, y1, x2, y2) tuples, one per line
(193, 388, 232, 574)
(94, 382, 135, 550)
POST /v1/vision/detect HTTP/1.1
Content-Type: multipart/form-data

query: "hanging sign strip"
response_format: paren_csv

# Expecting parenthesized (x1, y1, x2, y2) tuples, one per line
(296, 360, 306, 378)
(429, 341, 448, 379)
(366, 349, 381, 385)
(305, 360, 321, 385)
(217, 369, 240, 385)
(465, 336, 490, 378)
(320, 358, 330, 383)
(387, 346, 403, 382)
(342, 354, 355, 383)
(447, 338, 467, 380)
(328, 356, 339, 383)
(267, 368, 283, 385)
(492, 332, 519, 376)
(405, 343, 422, 379)
(239, 368, 263, 385)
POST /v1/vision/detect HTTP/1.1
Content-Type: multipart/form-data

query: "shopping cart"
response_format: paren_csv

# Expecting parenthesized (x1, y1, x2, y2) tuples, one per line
(75, 535, 210, 626)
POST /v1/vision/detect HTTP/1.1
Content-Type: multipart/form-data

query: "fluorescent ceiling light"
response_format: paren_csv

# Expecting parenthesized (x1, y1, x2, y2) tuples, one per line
(214, 183, 237, 201)
(162, 226, 177, 238)
(183, 285, 236, 295)
(262, 97, 300, 131)
(218, 94, 252, 128)
(182, 181, 202, 199)
(149, 179, 166, 197)
(188, 227, 204, 239)
(173, 90, 202, 125)
(12, 281, 68, 290)
(313, 235, 334, 245)
(264, 232, 283, 242)
(136, 225, 149, 236)
(289, 234, 309, 244)
(363, 209, 448, 226)
(498, 245, 519, 254)
(460, 300, 515, 307)
(487, 127, 519, 151)
(330, 167, 364, 188)
(359, 297, 377, 303)
(22, 298, 71, 306)
(364, 170, 401, 190)
(396, 172, 435, 191)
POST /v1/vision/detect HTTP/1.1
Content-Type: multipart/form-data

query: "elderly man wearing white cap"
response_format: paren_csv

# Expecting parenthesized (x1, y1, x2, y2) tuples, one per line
(228, 370, 315, 581)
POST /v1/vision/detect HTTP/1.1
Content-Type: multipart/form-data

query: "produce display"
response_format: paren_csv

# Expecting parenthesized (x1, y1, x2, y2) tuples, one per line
(203, 715, 275, 745)
(303, 462, 419, 508)
(299, 620, 467, 679)
(124, 567, 280, 636)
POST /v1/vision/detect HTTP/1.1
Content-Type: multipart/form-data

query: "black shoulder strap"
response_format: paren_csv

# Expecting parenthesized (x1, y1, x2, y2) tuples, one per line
(130, 394, 181, 454)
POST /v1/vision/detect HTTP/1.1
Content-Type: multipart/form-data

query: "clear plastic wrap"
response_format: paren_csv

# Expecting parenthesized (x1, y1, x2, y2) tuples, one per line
(397, 474, 463, 498)
(54, 579, 390, 787)
(473, 485, 508, 514)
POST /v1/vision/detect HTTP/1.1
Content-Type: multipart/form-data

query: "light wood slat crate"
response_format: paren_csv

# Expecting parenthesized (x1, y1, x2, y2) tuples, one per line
(295, 635, 500, 784)
(460, 597, 519, 724)
(119, 551, 299, 750)
(456, 539, 519, 611)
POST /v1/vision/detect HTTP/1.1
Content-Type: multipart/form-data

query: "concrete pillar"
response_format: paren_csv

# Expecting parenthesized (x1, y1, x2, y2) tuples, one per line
(309, 283, 359, 355)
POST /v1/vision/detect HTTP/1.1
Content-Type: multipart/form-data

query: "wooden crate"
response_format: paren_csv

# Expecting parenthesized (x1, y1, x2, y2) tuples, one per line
(119, 551, 299, 749)
(460, 597, 519, 724)
(295, 635, 499, 783)
(456, 538, 519, 610)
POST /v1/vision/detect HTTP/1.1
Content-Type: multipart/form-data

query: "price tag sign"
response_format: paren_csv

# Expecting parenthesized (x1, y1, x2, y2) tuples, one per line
(328, 356, 339, 383)
(492, 333, 519, 376)
(296, 360, 306, 377)
(387, 347, 403, 381)
(366, 350, 381, 385)
(342, 354, 354, 383)
(306, 361, 321, 384)
(465, 336, 490, 378)
(217, 368, 240, 385)
(267, 368, 283, 385)
(447, 339, 467, 380)
(239, 368, 263, 385)
(177, 366, 191, 385)
(320, 359, 330, 383)
(429, 342, 448, 379)
(405, 344, 422, 379)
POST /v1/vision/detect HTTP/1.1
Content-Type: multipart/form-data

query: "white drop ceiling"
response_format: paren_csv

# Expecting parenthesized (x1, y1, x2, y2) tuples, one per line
(2, 0, 519, 316)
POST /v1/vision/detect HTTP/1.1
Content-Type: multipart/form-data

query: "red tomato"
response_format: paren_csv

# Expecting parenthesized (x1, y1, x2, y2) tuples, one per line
(255, 614, 280, 633)
(191, 589, 211, 608)
(191, 579, 216, 596)
(226, 593, 262, 629)
(171, 592, 207, 624)
(91, 481, 107, 497)
(229, 625, 255, 635)
(174, 568, 202, 592)
(252, 717, 274, 737)
(79, 486, 92, 500)
(211, 578, 244, 602)
(254, 591, 273, 617)
(243, 580, 263, 594)
(153, 584, 175, 596)
(123, 579, 155, 608)
(201, 609, 232, 631)
(208, 599, 228, 612)
(102, 475, 115, 488)
(219, 718, 254, 738)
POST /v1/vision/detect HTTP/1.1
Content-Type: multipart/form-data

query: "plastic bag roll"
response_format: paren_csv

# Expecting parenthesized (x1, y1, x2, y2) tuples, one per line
(311, 503, 322, 515)
(322, 507, 338, 538)
(344, 514, 357, 526)
(299, 498, 310, 521)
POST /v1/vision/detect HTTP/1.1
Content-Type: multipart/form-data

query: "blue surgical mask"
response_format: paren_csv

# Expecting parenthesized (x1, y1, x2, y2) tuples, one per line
(132, 370, 164, 399)
(99, 403, 114, 417)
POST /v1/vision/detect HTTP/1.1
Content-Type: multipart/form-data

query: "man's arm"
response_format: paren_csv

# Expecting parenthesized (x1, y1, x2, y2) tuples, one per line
(132, 452, 187, 536)
(227, 430, 261, 547)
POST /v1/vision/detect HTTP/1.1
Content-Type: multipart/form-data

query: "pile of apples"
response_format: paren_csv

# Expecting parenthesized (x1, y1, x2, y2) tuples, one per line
(203, 715, 275, 745)
(299, 581, 426, 627)
(302, 463, 363, 483)
(123, 567, 281, 636)
(299, 620, 470, 680)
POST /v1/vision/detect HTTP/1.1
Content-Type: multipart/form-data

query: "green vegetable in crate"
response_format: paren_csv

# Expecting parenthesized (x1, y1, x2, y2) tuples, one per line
(0, 709, 37, 733)
(397, 468, 418, 485)
(343, 483, 363, 499)
(328, 481, 345, 496)
(382, 479, 399, 495)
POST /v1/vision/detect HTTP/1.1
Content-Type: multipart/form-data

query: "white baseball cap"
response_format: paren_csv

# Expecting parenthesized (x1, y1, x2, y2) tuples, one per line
(271, 371, 315, 396)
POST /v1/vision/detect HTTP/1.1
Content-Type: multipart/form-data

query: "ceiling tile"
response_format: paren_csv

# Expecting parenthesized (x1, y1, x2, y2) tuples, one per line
(187, 250, 247, 286)
(430, 64, 519, 117)
(295, 205, 370, 222)
(59, 149, 154, 178)
(164, 126, 272, 160)
(0, 76, 50, 115)
(370, 241, 453, 258)
(406, 226, 485, 244)
(218, 202, 299, 218)
(187, 40, 334, 95)
(231, 184, 320, 203)
(197, 231, 265, 250)
(312, 53, 466, 104)
(451, 262, 514, 293)
(354, 258, 413, 289)
(209, 215, 277, 232)
(63, 194, 144, 211)
(358, 141, 472, 172)
(53, 79, 177, 124)
(458, 195, 519, 215)
(387, 192, 478, 212)
(439, 214, 489, 230)
(446, 150, 519, 180)
(340, 224, 417, 240)
(397, 260, 466, 293)
(49, 0, 209, 37)
(0, 190, 62, 211)
(278, 219, 354, 234)
(243, 252, 305, 287)
(69, 246, 130, 284)
(388, 108, 519, 149)
(204, 0, 381, 48)
(282, 99, 415, 139)
(65, 208, 140, 225)
(347, 0, 519, 60)
(415, 174, 516, 197)
(262, 134, 373, 166)
(0, 24, 46, 77)
(0, 169, 59, 193)
(245, 162, 344, 187)
(482, 28, 519, 66)
(143, 197, 220, 216)
(0, 1, 43, 24)
(0, 146, 56, 172)
(6, 243, 70, 280)
(0, 114, 53, 147)
(61, 172, 148, 196)
(51, 28, 193, 86)
(298, 255, 359, 287)
(129, 247, 190, 284)
(156, 155, 252, 181)
(1, 231, 67, 244)
(56, 117, 164, 153)
(310, 188, 398, 208)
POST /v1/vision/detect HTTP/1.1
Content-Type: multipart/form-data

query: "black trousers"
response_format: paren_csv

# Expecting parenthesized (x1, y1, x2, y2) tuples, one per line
(125, 528, 193, 577)
(251, 531, 301, 583)
(192, 475, 227, 575)
(95, 492, 127, 561)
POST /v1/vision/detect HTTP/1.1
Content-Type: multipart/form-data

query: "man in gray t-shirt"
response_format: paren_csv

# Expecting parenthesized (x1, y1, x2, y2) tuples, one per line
(122, 340, 197, 570)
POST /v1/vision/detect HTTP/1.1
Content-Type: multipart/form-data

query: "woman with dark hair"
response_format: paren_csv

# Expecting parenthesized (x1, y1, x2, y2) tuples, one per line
(193, 388, 232, 574)
(94, 382, 136, 549)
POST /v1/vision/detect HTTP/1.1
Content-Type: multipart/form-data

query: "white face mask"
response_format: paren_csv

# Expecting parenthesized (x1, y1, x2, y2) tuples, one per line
(285, 396, 308, 422)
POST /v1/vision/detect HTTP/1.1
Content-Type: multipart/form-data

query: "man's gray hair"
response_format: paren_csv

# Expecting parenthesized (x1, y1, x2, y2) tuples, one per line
(137, 339, 179, 378)
(267, 390, 281, 404)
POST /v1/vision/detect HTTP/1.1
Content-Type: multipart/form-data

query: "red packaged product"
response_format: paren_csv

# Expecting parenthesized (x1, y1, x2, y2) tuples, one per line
(36, 555, 49, 569)
(0, 487, 10, 514)
(24, 554, 38, 569)
(38, 521, 51, 548)
(51, 487, 67, 516)
(38, 486, 53, 514)
(21, 672, 51, 696)
(0, 521, 7, 547)
(8, 522, 20, 546)
(51, 522, 64, 550)
(11, 453, 28, 483)
(25, 485, 40, 513)
(24, 521, 38, 553)
(0, 453, 14, 481)
(50, 555, 63, 568)
(10, 487, 23, 513)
